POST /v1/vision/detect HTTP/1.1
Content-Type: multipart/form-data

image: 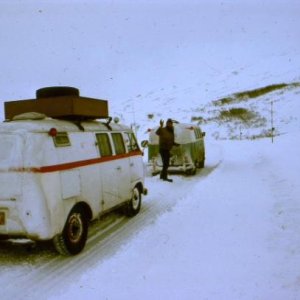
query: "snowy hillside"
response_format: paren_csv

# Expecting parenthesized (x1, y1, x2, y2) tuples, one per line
(119, 80, 300, 142)
(197, 82, 300, 140)
(1, 1, 300, 300)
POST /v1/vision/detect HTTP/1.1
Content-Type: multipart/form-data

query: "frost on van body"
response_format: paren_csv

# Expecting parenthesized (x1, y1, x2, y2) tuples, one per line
(0, 135, 20, 169)
(1, 121, 55, 168)
(0, 118, 122, 167)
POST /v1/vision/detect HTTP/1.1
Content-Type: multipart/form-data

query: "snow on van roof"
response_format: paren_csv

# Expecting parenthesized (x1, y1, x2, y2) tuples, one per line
(148, 122, 203, 145)
(149, 122, 202, 133)
(0, 118, 131, 133)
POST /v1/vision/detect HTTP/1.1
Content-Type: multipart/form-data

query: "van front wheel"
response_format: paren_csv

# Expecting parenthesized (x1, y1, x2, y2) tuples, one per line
(53, 207, 88, 255)
(125, 187, 141, 217)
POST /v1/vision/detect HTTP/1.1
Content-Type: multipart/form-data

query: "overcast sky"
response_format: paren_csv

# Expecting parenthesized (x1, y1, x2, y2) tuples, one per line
(0, 0, 299, 117)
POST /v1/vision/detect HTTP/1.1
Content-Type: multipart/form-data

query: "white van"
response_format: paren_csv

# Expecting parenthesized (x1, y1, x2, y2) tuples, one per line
(146, 121, 205, 175)
(0, 87, 147, 255)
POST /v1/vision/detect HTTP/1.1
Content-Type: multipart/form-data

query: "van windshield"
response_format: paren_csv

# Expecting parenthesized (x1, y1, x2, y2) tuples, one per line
(0, 134, 23, 168)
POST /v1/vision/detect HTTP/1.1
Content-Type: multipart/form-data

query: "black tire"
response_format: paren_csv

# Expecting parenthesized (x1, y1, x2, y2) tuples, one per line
(36, 86, 80, 98)
(0, 235, 9, 241)
(196, 155, 205, 169)
(197, 159, 205, 168)
(53, 206, 88, 255)
(125, 187, 141, 217)
(185, 168, 196, 176)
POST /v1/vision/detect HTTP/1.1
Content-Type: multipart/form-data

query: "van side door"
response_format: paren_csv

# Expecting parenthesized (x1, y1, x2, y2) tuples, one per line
(124, 132, 144, 184)
(96, 132, 131, 211)
(96, 132, 119, 211)
(111, 132, 131, 202)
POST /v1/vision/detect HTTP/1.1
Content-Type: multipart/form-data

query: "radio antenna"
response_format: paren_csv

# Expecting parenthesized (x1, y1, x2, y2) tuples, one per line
(131, 97, 137, 135)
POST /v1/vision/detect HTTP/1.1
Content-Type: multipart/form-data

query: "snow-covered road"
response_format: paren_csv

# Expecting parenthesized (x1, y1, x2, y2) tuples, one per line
(1, 137, 299, 300)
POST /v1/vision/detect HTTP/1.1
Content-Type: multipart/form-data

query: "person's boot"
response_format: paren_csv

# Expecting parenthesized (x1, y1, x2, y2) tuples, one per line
(160, 170, 167, 180)
(163, 176, 173, 182)
(164, 178, 173, 182)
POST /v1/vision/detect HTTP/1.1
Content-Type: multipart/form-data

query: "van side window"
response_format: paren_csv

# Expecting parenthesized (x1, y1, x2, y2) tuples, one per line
(125, 132, 139, 152)
(111, 133, 126, 155)
(194, 128, 198, 139)
(194, 127, 202, 139)
(53, 132, 71, 147)
(96, 133, 112, 157)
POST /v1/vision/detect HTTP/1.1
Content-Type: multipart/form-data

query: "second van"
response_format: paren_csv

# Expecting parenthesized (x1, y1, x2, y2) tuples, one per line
(146, 121, 206, 176)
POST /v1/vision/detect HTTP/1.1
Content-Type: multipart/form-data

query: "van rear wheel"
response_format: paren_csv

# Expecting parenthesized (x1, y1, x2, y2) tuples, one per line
(196, 158, 205, 168)
(199, 159, 205, 168)
(186, 167, 196, 176)
(125, 187, 141, 217)
(53, 206, 88, 255)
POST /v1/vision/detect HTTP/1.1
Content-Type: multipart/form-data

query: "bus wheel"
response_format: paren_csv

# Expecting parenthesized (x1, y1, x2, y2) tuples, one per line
(53, 206, 88, 255)
(0, 235, 9, 241)
(198, 159, 205, 168)
(125, 187, 141, 217)
(186, 168, 196, 176)
(196, 159, 205, 168)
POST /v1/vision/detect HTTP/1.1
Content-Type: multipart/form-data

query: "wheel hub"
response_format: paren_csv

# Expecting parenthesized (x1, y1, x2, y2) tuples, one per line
(67, 213, 83, 243)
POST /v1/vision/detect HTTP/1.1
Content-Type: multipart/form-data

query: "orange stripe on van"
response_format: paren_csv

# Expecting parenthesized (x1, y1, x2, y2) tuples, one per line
(5, 150, 143, 173)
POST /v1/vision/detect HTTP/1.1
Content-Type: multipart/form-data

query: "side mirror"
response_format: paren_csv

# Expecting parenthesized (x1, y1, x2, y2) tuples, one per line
(141, 140, 149, 148)
(202, 132, 206, 137)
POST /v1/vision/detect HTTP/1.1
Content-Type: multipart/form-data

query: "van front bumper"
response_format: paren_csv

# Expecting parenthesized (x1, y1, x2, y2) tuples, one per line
(148, 164, 195, 175)
(143, 187, 148, 196)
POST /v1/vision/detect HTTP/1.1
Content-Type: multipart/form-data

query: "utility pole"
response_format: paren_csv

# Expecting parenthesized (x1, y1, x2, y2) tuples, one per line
(271, 101, 274, 143)
(131, 98, 137, 136)
(239, 125, 242, 140)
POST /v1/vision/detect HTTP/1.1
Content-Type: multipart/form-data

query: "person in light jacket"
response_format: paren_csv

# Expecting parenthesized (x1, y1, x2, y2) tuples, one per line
(156, 118, 176, 182)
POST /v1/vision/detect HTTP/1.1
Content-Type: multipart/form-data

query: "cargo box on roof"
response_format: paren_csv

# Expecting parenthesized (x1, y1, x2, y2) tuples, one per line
(4, 86, 109, 120)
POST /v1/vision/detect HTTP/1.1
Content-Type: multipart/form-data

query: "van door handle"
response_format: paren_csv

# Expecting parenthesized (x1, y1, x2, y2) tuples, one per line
(130, 162, 134, 167)
(116, 166, 122, 171)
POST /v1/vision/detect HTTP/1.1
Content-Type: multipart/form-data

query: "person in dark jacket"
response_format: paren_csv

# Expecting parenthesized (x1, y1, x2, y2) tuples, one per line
(156, 118, 176, 182)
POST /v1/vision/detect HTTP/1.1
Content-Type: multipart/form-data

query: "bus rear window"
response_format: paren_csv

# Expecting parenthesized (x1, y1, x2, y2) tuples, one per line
(125, 132, 139, 152)
(53, 132, 71, 147)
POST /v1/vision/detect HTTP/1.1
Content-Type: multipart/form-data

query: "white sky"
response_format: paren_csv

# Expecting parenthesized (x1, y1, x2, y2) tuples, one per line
(0, 0, 299, 110)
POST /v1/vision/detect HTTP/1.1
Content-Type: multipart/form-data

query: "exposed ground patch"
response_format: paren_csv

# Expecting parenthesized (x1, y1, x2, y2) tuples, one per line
(192, 81, 300, 140)
(212, 82, 300, 106)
